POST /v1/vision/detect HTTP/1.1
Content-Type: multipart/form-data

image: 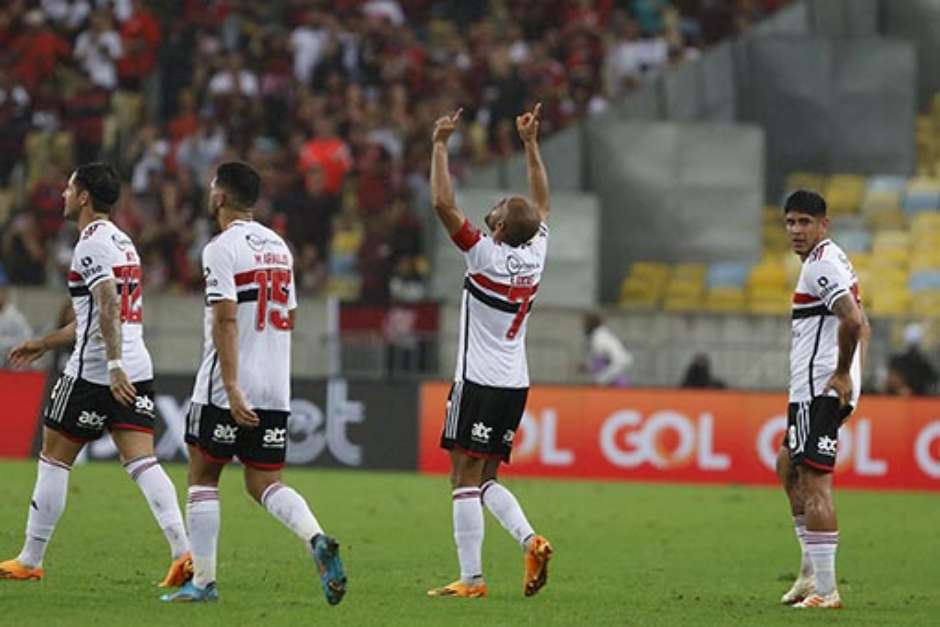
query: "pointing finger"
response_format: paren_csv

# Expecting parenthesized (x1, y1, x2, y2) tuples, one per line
(532, 102, 542, 119)
(451, 108, 463, 123)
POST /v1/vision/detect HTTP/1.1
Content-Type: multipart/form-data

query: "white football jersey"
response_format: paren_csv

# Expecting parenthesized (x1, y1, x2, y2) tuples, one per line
(789, 238, 862, 406)
(450, 219, 549, 389)
(65, 219, 153, 384)
(191, 220, 296, 411)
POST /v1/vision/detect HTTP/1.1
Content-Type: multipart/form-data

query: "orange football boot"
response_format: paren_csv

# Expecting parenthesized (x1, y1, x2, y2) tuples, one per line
(157, 552, 193, 588)
(427, 580, 488, 598)
(0, 559, 44, 581)
(523, 535, 553, 597)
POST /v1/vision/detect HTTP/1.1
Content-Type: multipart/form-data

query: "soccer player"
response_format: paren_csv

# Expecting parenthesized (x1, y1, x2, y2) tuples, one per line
(161, 162, 346, 605)
(775, 190, 869, 609)
(426, 105, 553, 599)
(0, 163, 192, 586)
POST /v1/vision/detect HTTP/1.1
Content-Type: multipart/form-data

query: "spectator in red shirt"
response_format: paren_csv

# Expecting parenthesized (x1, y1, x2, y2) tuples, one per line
(117, 0, 162, 90)
(27, 164, 66, 244)
(298, 117, 353, 195)
(11, 10, 71, 95)
(64, 72, 110, 164)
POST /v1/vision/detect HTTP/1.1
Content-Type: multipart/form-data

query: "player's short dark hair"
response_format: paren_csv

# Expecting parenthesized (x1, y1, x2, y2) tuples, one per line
(503, 196, 541, 247)
(216, 161, 261, 209)
(784, 189, 827, 217)
(74, 162, 121, 212)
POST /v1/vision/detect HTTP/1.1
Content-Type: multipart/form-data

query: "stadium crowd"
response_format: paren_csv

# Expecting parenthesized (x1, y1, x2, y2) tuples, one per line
(0, 0, 787, 301)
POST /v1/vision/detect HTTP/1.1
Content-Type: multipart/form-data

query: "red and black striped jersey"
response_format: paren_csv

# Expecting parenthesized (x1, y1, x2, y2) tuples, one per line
(450, 219, 549, 389)
(65, 219, 152, 384)
(191, 220, 296, 412)
(789, 238, 861, 406)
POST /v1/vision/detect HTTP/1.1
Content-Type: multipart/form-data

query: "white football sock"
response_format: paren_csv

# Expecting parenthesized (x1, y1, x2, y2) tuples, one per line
(481, 480, 535, 549)
(805, 531, 839, 596)
(187, 485, 220, 588)
(793, 515, 813, 577)
(124, 456, 190, 559)
(260, 482, 323, 544)
(452, 487, 484, 584)
(17, 455, 71, 568)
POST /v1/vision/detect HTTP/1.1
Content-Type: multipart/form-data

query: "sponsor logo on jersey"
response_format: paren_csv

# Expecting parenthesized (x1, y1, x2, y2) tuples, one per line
(471, 421, 493, 444)
(788, 425, 797, 450)
(135, 395, 155, 416)
(262, 427, 287, 448)
(817, 435, 838, 457)
(502, 429, 515, 445)
(204, 266, 219, 288)
(212, 424, 238, 445)
(245, 233, 284, 252)
(506, 253, 539, 276)
(77, 410, 107, 429)
(111, 233, 132, 251)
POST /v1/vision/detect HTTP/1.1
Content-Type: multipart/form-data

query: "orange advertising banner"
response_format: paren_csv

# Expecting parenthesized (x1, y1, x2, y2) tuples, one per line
(418, 383, 940, 491)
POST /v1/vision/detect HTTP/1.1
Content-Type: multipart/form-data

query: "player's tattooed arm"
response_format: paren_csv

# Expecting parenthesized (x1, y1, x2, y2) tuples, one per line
(430, 108, 468, 235)
(517, 103, 550, 221)
(8, 321, 77, 367)
(212, 299, 259, 427)
(92, 278, 137, 406)
(825, 292, 864, 406)
(858, 305, 871, 372)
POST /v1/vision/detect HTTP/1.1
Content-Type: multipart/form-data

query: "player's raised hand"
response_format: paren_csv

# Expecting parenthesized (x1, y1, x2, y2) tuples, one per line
(432, 108, 462, 145)
(228, 386, 260, 428)
(8, 339, 47, 369)
(824, 371, 853, 408)
(516, 102, 541, 144)
(109, 367, 138, 407)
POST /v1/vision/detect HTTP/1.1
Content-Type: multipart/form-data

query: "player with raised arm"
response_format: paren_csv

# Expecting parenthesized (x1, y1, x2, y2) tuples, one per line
(0, 163, 192, 587)
(775, 190, 870, 609)
(161, 162, 346, 605)
(426, 105, 554, 599)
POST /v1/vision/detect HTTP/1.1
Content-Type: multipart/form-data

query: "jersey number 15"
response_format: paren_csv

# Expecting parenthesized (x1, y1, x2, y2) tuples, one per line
(253, 269, 292, 331)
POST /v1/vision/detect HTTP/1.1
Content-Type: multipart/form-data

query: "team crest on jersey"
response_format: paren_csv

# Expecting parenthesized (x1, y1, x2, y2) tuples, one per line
(471, 422, 492, 444)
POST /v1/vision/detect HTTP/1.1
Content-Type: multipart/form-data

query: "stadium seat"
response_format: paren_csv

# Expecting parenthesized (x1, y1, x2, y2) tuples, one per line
(785, 171, 825, 194)
(824, 174, 865, 215)
(707, 262, 750, 289)
(866, 175, 907, 194)
(705, 287, 746, 313)
(870, 288, 911, 316)
(909, 270, 940, 292)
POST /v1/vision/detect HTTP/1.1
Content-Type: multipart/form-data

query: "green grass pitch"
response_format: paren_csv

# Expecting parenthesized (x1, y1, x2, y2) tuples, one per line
(1, 460, 937, 626)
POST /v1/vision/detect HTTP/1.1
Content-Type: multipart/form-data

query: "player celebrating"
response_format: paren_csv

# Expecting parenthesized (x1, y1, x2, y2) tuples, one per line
(426, 106, 553, 599)
(0, 163, 192, 587)
(775, 190, 869, 609)
(161, 162, 346, 605)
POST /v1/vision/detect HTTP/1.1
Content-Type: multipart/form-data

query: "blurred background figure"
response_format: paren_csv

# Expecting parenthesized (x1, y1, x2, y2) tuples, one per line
(583, 312, 633, 387)
(884, 323, 938, 396)
(681, 353, 726, 389)
(0, 269, 33, 367)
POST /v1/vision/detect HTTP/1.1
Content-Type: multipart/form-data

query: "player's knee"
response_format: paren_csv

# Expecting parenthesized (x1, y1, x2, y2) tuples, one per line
(244, 470, 280, 503)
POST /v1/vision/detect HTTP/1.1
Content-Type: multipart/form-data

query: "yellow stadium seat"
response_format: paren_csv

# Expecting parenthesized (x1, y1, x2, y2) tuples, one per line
(911, 211, 940, 232)
(786, 172, 825, 193)
(911, 292, 940, 317)
(705, 287, 746, 313)
(824, 174, 866, 216)
(870, 289, 911, 317)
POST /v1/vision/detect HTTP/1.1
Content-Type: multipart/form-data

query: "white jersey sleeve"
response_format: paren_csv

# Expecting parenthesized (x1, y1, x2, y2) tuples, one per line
(450, 219, 496, 272)
(73, 233, 118, 290)
(203, 241, 237, 304)
(802, 256, 854, 311)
